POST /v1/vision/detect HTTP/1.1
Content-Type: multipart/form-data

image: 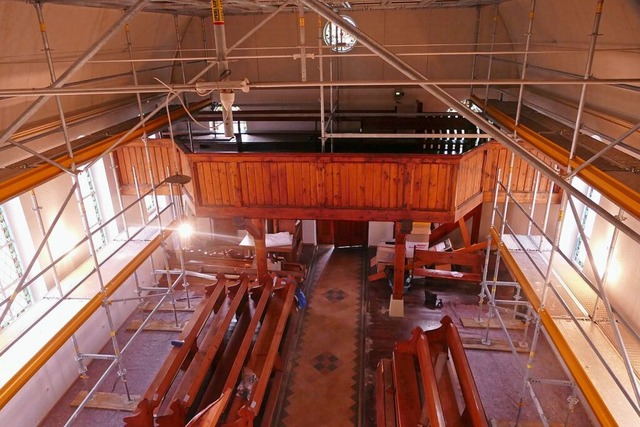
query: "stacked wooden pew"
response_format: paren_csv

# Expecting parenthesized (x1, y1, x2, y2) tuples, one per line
(376, 316, 488, 427)
(411, 248, 484, 283)
(124, 273, 297, 427)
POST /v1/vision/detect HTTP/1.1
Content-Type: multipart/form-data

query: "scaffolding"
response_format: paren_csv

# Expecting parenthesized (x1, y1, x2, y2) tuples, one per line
(0, 0, 639, 425)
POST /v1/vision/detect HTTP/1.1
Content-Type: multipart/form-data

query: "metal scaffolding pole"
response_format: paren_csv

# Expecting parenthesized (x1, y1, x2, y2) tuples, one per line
(0, 0, 151, 148)
(174, 15, 195, 151)
(469, 5, 482, 97)
(298, 2, 308, 82)
(300, 0, 639, 249)
(568, 0, 605, 162)
(29, 190, 89, 382)
(567, 196, 640, 405)
(0, 185, 77, 325)
(591, 208, 624, 319)
(514, 0, 537, 128)
(483, 4, 500, 106)
(72, 171, 132, 401)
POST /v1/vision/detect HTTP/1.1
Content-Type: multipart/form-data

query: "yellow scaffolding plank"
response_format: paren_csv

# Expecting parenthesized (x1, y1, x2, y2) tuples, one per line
(475, 97, 640, 221)
(0, 99, 210, 205)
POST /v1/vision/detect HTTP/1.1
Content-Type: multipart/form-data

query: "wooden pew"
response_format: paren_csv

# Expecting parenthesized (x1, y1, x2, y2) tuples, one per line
(123, 277, 230, 427)
(221, 276, 297, 426)
(411, 248, 484, 283)
(376, 316, 488, 427)
(185, 389, 232, 427)
(154, 276, 253, 426)
(191, 274, 275, 419)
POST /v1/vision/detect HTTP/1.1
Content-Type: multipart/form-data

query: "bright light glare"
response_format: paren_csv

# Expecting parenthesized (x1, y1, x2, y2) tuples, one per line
(178, 222, 194, 238)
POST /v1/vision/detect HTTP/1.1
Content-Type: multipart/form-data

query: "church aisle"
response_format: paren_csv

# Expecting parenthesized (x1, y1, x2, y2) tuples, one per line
(277, 247, 364, 427)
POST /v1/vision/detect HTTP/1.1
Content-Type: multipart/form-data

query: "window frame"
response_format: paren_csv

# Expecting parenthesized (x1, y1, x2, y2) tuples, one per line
(0, 206, 32, 327)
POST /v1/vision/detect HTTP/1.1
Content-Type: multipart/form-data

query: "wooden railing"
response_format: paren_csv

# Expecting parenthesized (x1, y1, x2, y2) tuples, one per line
(186, 149, 491, 223)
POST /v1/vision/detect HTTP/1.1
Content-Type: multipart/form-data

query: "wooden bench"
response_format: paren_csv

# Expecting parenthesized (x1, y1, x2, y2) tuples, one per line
(411, 248, 484, 283)
(126, 271, 297, 426)
(220, 276, 297, 426)
(165, 249, 307, 280)
(154, 275, 257, 426)
(376, 316, 488, 427)
(123, 274, 238, 427)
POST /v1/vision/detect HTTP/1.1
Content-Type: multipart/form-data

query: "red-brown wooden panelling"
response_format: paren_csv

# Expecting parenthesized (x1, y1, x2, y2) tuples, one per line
(112, 138, 181, 195)
(187, 151, 490, 222)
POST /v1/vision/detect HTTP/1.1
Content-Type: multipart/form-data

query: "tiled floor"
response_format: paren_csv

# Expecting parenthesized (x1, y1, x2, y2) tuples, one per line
(278, 247, 364, 427)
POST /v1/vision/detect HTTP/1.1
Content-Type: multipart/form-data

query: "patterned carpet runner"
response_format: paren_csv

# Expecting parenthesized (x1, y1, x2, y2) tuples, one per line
(278, 247, 363, 426)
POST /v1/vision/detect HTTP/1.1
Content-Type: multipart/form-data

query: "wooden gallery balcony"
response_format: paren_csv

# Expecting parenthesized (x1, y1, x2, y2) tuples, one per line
(112, 139, 561, 223)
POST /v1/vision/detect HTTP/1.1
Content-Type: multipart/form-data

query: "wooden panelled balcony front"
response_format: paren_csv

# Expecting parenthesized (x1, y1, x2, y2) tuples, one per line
(186, 148, 490, 222)
(112, 139, 562, 222)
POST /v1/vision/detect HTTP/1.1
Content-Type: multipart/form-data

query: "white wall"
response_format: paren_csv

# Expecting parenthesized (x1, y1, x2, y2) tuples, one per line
(0, 249, 162, 427)
(301, 220, 317, 245)
(368, 221, 394, 246)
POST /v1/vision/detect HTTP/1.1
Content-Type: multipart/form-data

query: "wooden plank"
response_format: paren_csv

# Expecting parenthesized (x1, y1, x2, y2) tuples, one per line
(71, 391, 141, 411)
(207, 162, 219, 205)
(458, 218, 471, 247)
(301, 162, 311, 206)
(357, 163, 366, 207)
(427, 164, 439, 209)
(253, 162, 265, 205)
(278, 162, 288, 205)
(231, 162, 243, 207)
(185, 389, 231, 427)
(141, 300, 196, 312)
(389, 163, 399, 209)
(392, 352, 422, 427)
(315, 162, 325, 206)
(414, 249, 483, 268)
(286, 162, 296, 205)
(218, 162, 231, 205)
(126, 319, 184, 332)
(460, 317, 525, 330)
(381, 163, 390, 209)
(342, 164, 351, 207)
(261, 162, 273, 205)
(376, 359, 397, 427)
(245, 162, 257, 205)
(462, 337, 529, 353)
(309, 161, 319, 206)
(412, 268, 481, 282)
(325, 162, 334, 207)
(364, 163, 374, 207)
(437, 164, 449, 210)
(370, 163, 380, 208)
(294, 161, 304, 205)
(269, 162, 280, 205)
(239, 163, 250, 205)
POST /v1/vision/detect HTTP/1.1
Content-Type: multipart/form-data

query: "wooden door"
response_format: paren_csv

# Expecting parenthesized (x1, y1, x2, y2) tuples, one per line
(316, 220, 368, 247)
(316, 220, 334, 245)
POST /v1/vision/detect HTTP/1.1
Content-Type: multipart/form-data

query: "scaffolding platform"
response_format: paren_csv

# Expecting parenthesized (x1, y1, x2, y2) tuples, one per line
(496, 231, 640, 425)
